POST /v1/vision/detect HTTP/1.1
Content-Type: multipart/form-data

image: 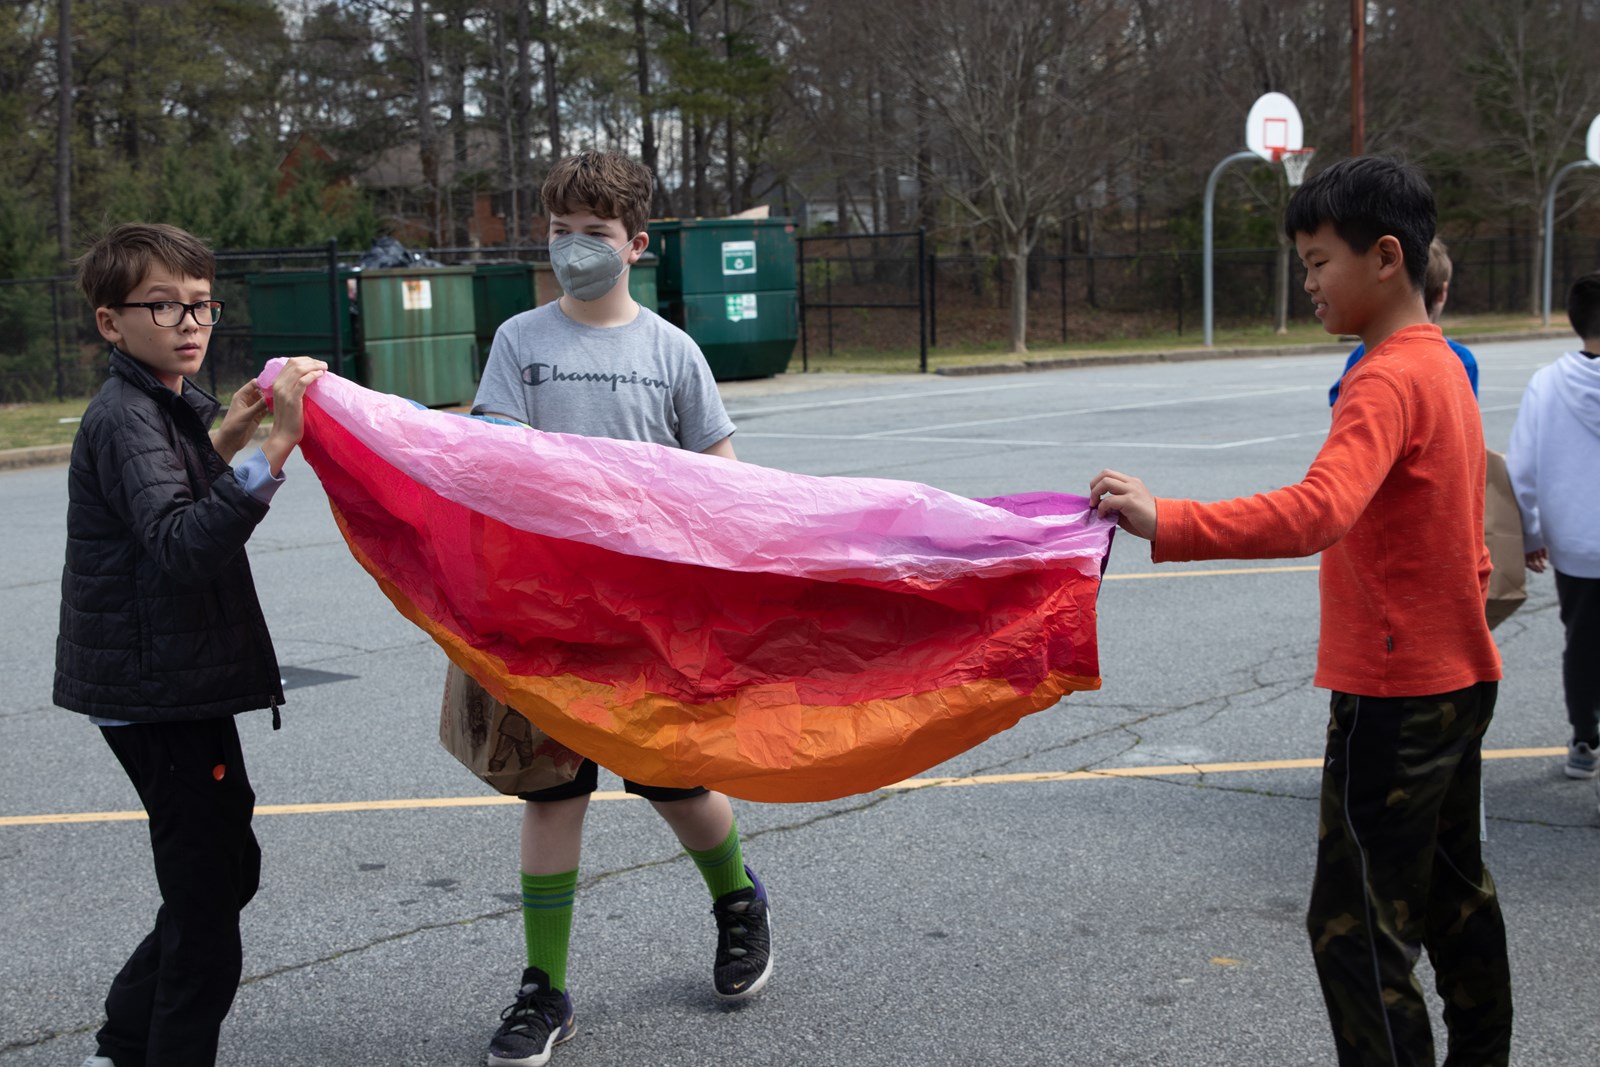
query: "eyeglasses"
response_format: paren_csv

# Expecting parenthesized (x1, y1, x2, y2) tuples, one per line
(111, 300, 225, 327)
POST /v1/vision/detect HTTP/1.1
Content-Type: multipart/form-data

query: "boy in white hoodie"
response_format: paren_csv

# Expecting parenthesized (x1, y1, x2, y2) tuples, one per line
(1507, 271, 1600, 781)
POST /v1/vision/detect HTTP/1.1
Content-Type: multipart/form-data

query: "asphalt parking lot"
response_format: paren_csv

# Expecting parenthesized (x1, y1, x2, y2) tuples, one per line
(3, 338, 1594, 1066)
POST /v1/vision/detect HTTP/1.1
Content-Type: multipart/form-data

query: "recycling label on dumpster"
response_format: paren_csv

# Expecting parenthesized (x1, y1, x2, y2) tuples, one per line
(721, 241, 757, 275)
(402, 279, 433, 310)
(725, 294, 758, 322)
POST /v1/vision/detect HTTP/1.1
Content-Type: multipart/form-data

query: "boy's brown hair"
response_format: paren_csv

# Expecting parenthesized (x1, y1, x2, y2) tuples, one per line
(541, 151, 654, 238)
(1423, 236, 1453, 314)
(76, 223, 215, 310)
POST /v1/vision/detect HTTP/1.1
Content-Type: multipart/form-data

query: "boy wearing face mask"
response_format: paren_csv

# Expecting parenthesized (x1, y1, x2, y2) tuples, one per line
(468, 151, 770, 1067)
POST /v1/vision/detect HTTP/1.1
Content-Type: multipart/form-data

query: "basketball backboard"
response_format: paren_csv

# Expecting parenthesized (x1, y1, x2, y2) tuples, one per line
(1245, 92, 1304, 162)
(1588, 113, 1600, 165)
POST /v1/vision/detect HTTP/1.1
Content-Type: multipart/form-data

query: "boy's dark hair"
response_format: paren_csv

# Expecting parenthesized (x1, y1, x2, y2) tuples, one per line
(1284, 156, 1435, 291)
(541, 151, 654, 238)
(1567, 272, 1600, 341)
(76, 222, 215, 310)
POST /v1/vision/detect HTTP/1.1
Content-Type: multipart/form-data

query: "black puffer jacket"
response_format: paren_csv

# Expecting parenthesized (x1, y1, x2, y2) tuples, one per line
(54, 348, 285, 722)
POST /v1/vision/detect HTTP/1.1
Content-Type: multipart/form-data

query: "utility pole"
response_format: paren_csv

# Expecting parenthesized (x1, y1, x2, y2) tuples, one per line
(1350, 0, 1365, 155)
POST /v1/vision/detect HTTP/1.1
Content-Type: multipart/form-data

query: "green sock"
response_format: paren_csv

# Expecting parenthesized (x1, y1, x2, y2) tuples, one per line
(520, 869, 577, 991)
(685, 821, 754, 900)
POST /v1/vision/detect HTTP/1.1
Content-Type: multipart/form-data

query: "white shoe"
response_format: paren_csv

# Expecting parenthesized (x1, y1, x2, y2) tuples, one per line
(1565, 741, 1599, 779)
(81, 1057, 116, 1067)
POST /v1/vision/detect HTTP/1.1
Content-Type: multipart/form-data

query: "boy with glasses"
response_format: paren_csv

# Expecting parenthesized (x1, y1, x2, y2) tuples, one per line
(57, 222, 325, 1067)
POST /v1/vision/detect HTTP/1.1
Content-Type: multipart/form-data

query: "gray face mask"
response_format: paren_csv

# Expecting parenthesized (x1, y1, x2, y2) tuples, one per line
(549, 233, 627, 301)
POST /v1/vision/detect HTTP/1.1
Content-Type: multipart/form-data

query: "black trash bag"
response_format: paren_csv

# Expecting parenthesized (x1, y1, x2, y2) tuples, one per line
(359, 236, 442, 268)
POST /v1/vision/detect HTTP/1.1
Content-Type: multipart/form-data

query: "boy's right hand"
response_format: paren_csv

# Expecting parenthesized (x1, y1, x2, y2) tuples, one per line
(1525, 548, 1548, 573)
(1089, 468, 1158, 541)
(263, 357, 328, 475)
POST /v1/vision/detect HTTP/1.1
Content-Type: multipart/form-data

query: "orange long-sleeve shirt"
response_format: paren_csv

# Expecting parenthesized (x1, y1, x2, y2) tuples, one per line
(1153, 323, 1502, 697)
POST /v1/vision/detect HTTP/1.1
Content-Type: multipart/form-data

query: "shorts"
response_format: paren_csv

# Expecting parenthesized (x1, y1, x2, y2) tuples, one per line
(517, 757, 708, 803)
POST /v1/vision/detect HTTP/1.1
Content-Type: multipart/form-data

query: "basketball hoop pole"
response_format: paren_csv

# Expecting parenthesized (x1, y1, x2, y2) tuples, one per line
(1542, 157, 1598, 326)
(1210, 92, 1309, 346)
(1203, 151, 1260, 347)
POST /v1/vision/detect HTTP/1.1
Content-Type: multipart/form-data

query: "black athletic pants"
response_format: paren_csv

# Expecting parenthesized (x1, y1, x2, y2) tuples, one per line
(1555, 570, 1600, 744)
(95, 718, 261, 1067)
(1307, 682, 1512, 1067)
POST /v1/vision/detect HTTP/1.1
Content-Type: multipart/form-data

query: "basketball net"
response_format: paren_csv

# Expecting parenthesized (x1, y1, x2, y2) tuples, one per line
(1277, 147, 1316, 188)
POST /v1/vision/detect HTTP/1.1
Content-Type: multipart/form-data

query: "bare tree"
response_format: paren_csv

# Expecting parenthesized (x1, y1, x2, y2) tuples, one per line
(1454, 0, 1600, 313)
(873, 0, 1136, 352)
(410, 0, 443, 242)
(632, 0, 664, 213)
(537, 0, 562, 160)
(56, 0, 71, 262)
(488, 0, 532, 242)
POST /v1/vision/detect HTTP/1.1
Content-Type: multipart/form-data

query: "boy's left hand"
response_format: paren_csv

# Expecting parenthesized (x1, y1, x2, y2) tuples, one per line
(262, 357, 328, 475)
(210, 380, 269, 462)
(1089, 468, 1158, 541)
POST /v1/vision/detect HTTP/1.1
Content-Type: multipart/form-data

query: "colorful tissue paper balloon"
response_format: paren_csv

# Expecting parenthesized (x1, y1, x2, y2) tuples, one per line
(258, 359, 1115, 802)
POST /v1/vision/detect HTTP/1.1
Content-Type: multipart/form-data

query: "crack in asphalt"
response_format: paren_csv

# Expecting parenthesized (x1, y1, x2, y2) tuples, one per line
(0, 578, 55, 592)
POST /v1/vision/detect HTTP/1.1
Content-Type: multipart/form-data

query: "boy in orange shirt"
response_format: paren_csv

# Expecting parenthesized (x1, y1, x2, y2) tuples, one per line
(1090, 156, 1510, 1066)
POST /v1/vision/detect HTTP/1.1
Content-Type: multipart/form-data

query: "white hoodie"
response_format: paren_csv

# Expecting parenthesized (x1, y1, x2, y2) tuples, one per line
(1506, 349, 1600, 578)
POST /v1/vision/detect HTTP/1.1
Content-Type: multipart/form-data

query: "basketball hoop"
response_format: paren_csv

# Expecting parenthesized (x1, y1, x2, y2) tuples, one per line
(1278, 147, 1316, 188)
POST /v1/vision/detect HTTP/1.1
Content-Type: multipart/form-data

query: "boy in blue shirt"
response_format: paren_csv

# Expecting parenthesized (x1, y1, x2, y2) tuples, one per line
(56, 222, 324, 1067)
(1329, 236, 1477, 406)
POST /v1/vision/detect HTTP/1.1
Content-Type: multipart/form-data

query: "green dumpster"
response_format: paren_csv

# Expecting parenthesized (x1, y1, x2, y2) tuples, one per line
(246, 269, 357, 369)
(472, 262, 540, 367)
(357, 266, 478, 407)
(650, 218, 796, 379)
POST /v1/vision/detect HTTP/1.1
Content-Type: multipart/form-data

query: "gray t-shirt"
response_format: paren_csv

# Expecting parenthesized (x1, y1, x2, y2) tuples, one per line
(473, 301, 735, 451)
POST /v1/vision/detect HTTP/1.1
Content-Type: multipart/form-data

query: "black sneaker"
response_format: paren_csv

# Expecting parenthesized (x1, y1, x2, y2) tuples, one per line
(486, 966, 575, 1067)
(711, 865, 773, 1001)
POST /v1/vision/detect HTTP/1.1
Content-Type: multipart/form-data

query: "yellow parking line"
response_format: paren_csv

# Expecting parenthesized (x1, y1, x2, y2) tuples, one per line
(3, 564, 1329, 829)
(1105, 564, 1320, 580)
(883, 747, 1563, 790)
(0, 748, 1565, 827)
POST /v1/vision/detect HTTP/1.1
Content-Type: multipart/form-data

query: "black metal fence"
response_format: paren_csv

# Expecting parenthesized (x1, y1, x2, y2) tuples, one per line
(4, 231, 1598, 402)
(0, 240, 552, 405)
(2, 244, 346, 404)
(799, 230, 930, 370)
(792, 230, 1600, 365)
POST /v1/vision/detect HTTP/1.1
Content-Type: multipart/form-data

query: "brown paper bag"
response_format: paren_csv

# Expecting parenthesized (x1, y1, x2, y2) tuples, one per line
(1483, 449, 1526, 630)
(439, 662, 584, 795)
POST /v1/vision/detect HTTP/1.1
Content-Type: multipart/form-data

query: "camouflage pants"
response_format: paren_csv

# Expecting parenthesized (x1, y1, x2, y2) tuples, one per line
(1307, 682, 1512, 1067)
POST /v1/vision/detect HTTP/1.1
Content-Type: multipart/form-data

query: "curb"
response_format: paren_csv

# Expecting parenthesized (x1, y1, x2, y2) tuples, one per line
(0, 443, 73, 472)
(0, 424, 272, 474)
(0, 329, 1570, 472)
(935, 343, 1351, 376)
(933, 328, 1569, 377)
